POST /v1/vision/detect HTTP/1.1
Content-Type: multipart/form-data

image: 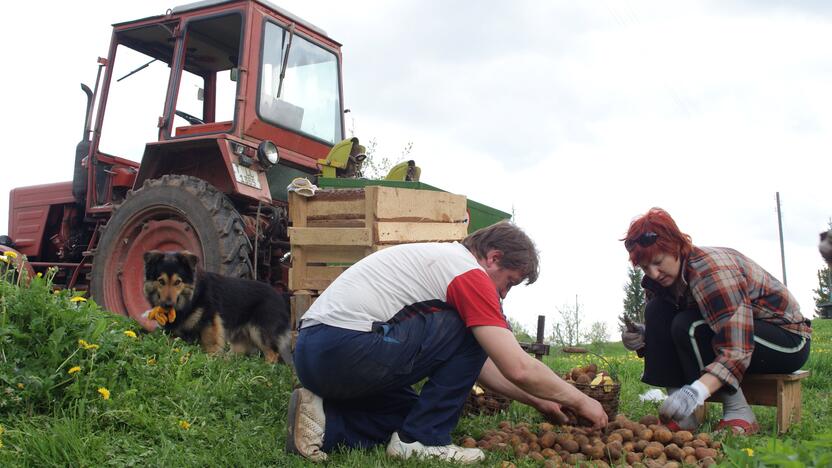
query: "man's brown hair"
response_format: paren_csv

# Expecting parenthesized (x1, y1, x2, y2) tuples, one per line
(462, 221, 539, 284)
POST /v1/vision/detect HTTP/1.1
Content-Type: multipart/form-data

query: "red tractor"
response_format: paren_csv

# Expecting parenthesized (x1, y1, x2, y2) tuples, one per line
(4, 0, 348, 329)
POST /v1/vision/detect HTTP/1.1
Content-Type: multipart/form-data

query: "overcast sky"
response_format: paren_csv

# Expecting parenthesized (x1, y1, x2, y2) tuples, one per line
(2, 1, 831, 338)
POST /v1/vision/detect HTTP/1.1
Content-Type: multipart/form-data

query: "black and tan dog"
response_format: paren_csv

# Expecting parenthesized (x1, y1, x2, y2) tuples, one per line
(143, 250, 293, 366)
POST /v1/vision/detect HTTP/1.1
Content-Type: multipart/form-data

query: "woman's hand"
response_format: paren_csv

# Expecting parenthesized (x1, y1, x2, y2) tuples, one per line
(621, 321, 646, 351)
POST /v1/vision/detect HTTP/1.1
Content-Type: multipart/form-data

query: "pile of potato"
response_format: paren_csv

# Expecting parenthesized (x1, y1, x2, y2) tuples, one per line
(459, 414, 721, 467)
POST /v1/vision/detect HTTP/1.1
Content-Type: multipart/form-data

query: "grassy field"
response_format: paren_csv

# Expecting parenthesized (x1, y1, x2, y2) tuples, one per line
(0, 267, 830, 467)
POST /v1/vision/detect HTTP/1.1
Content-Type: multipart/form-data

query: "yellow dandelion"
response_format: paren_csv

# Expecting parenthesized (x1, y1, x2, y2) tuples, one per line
(172, 348, 180, 353)
(97, 387, 111, 400)
(36, 272, 43, 278)
(17, 383, 24, 389)
(0, 256, 8, 264)
(3, 251, 17, 259)
(123, 330, 137, 338)
(179, 420, 191, 430)
(146, 357, 157, 366)
(78, 339, 99, 350)
(68, 366, 82, 375)
(743, 448, 754, 457)
(70, 296, 87, 303)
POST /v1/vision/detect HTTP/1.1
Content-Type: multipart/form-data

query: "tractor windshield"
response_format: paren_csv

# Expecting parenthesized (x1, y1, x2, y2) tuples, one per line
(259, 22, 342, 145)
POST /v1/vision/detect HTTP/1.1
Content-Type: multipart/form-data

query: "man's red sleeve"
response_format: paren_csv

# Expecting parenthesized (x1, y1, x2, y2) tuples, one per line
(446, 269, 509, 328)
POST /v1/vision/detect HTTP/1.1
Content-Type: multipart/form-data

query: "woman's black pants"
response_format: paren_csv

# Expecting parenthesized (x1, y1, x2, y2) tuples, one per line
(641, 296, 810, 389)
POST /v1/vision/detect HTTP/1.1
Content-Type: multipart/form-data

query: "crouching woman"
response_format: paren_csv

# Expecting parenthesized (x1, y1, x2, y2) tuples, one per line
(621, 208, 811, 434)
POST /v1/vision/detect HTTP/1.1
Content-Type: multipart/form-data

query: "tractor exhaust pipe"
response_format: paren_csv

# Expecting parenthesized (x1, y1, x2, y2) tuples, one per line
(80, 83, 94, 140)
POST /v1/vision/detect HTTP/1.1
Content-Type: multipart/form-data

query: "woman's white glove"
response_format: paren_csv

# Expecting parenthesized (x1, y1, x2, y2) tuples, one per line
(621, 322, 645, 351)
(660, 380, 710, 421)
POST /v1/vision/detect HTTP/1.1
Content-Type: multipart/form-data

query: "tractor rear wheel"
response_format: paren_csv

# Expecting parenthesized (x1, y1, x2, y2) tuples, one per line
(90, 175, 252, 329)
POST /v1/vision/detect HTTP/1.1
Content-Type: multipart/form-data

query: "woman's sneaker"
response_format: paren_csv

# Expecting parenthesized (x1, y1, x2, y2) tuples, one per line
(285, 388, 327, 462)
(386, 432, 485, 464)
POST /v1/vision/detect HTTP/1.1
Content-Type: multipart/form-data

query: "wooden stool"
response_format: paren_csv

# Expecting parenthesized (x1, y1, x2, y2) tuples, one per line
(698, 370, 810, 433)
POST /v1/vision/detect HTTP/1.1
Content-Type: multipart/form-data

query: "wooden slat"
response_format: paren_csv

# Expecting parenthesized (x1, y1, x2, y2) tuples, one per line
(289, 227, 372, 246)
(743, 370, 810, 382)
(301, 245, 370, 264)
(290, 265, 349, 291)
(375, 222, 468, 244)
(305, 198, 367, 219)
(369, 186, 467, 222)
(288, 192, 308, 227)
(307, 219, 367, 228)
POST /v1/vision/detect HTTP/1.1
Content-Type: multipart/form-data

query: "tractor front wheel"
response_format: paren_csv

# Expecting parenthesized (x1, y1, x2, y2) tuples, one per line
(90, 175, 252, 329)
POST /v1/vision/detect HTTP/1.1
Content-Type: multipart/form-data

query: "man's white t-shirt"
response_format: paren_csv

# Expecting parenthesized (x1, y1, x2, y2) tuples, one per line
(300, 242, 509, 331)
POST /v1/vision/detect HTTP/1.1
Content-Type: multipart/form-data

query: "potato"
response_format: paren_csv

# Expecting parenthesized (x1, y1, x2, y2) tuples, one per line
(691, 439, 707, 449)
(514, 442, 529, 456)
(510, 434, 522, 446)
(530, 442, 541, 453)
(682, 446, 695, 457)
(639, 415, 659, 426)
(605, 440, 623, 460)
(663, 443, 684, 461)
(543, 460, 559, 468)
(565, 453, 586, 464)
(700, 456, 717, 467)
(710, 441, 723, 450)
(541, 448, 557, 459)
(626, 451, 644, 464)
(461, 437, 477, 448)
(530, 451, 545, 462)
(694, 447, 718, 460)
(696, 432, 712, 444)
(561, 439, 580, 453)
(606, 433, 624, 444)
(477, 439, 491, 449)
(576, 373, 592, 384)
(653, 428, 673, 444)
(614, 428, 635, 441)
(494, 442, 509, 451)
(540, 431, 556, 449)
(555, 433, 573, 445)
(672, 430, 694, 446)
(636, 428, 653, 442)
(623, 441, 635, 452)
(581, 443, 604, 459)
(684, 454, 698, 465)
(593, 461, 611, 468)
(575, 434, 590, 446)
(643, 442, 664, 459)
(634, 439, 649, 452)
(539, 422, 555, 432)
(499, 462, 516, 468)
(663, 462, 681, 468)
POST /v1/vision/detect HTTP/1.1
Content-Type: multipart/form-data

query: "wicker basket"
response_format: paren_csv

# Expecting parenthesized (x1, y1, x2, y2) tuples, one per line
(561, 351, 621, 424)
(462, 385, 511, 416)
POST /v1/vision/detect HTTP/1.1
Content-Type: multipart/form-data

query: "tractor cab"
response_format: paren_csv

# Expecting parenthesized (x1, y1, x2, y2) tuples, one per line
(83, 0, 344, 212)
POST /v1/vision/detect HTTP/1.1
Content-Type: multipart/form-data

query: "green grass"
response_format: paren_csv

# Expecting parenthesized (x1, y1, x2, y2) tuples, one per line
(0, 264, 830, 467)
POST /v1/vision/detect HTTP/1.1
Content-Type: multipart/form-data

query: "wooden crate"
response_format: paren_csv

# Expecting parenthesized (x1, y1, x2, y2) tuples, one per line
(288, 186, 468, 328)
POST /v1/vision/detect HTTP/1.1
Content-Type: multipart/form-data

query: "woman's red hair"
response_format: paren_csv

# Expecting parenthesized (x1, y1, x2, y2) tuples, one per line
(623, 207, 693, 266)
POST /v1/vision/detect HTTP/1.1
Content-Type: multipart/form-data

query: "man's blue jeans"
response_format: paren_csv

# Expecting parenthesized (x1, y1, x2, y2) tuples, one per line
(294, 307, 487, 452)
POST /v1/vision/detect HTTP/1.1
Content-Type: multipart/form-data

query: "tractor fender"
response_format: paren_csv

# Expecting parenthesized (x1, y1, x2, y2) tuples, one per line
(0, 244, 36, 280)
(134, 138, 272, 204)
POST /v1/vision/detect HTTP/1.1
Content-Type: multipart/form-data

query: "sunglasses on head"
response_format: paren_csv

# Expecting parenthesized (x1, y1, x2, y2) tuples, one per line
(625, 232, 659, 252)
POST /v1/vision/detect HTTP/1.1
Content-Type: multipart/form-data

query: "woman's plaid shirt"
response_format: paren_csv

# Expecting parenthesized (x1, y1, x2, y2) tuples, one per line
(643, 246, 812, 390)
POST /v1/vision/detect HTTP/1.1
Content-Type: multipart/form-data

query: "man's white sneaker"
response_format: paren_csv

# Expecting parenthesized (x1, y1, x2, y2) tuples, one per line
(386, 431, 485, 464)
(286, 388, 327, 462)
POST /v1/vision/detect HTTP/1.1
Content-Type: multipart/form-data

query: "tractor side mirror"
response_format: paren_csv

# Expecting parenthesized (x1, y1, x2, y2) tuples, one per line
(230, 67, 239, 82)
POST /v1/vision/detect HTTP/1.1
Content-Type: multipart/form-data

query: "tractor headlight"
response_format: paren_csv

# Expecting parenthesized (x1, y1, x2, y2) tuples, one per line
(257, 140, 279, 167)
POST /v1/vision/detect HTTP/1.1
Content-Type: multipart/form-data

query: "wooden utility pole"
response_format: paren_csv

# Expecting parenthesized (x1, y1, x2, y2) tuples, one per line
(776, 192, 787, 286)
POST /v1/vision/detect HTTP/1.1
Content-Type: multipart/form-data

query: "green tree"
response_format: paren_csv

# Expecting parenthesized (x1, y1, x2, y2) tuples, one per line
(619, 265, 646, 329)
(506, 316, 534, 343)
(583, 321, 610, 345)
(812, 265, 831, 319)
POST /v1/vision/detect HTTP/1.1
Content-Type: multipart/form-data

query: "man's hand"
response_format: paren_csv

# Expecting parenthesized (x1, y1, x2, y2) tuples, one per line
(659, 381, 710, 421)
(574, 396, 608, 430)
(536, 400, 568, 424)
(621, 320, 645, 351)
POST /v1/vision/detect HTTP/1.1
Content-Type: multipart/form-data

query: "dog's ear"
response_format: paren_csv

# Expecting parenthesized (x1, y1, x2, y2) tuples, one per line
(821, 231, 828, 242)
(180, 251, 200, 272)
(144, 250, 164, 267)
